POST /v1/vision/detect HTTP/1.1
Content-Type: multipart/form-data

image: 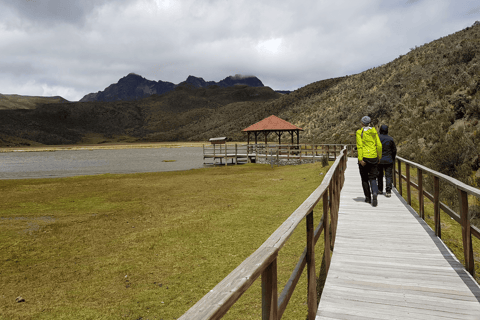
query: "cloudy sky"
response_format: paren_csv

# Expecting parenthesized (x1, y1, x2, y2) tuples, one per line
(1, 0, 480, 101)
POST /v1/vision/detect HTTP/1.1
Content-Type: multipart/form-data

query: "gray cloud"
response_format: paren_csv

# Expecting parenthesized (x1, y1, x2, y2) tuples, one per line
(0, 0, 135, 26)
(0, 0, 477, 101)
(466, 6, 480, 15)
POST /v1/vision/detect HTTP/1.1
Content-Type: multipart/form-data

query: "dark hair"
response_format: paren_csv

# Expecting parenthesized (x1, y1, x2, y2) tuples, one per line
(379, 124, 388, 134)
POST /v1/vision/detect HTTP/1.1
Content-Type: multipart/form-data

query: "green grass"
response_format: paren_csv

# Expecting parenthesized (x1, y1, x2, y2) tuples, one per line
(0, 162, 330, 319)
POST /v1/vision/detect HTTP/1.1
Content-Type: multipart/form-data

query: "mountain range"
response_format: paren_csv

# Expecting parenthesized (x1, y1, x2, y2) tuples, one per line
(79, 74, 266, 102)
(1, 22, 480, 190)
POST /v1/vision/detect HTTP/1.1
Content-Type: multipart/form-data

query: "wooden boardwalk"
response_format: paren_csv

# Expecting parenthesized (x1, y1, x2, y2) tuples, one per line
(316, 158, 480, 319)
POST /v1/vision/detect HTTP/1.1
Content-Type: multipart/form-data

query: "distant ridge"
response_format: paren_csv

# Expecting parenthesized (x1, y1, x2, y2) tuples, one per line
(79, 74, 265, 102)
(0, 94, 69, 110)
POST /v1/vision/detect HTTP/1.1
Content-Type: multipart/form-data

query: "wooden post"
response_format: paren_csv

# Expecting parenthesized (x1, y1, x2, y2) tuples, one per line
(334, 145, 337, 159)
(323, 192, 331, 273)
(406, 163, 411, 206)
(418, 169, 424, 219)
(330, 173, 338, 250)
(333, 169, 340, 243)
(262, 258, 278, 320)
(434, 176, 441, 238)
(326, 145, 330, 160)
(235, 144, 238, 165)
(393, 159, 397, 189)
(306, 211, 316, 320)
(225, 143, 228, 166)
(398, 159, 402, 197)
(458, 189, 475, 278)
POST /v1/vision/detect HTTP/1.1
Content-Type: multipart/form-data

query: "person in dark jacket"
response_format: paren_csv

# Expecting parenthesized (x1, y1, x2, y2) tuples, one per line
(378, 124, 397, 197)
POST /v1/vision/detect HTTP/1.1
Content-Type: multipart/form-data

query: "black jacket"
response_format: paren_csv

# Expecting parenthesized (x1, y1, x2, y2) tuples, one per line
(379, 125, 397, 164)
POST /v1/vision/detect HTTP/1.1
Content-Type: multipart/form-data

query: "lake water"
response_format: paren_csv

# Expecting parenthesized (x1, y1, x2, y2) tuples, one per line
(0, 147, 206, 179)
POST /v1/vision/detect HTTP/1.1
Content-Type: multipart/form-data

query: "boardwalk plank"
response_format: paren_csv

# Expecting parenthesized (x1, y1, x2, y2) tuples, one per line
(316, 158, 480, 319)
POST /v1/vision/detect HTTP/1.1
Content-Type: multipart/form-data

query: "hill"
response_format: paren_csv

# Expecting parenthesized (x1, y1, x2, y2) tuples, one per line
(0, 94, 69, 110)
(273, 22, 480, 185)
(0, 85, 283, 146)
(79, 73, 265, 102)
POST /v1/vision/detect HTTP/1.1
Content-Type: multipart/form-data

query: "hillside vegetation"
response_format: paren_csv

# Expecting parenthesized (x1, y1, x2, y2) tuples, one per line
(277, 23, 480, 189)
(0, 94, 68, 110)
(0, 85, 282, 146)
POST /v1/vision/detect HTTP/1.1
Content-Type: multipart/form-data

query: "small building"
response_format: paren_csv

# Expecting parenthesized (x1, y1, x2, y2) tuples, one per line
(242, 115, 303, 145)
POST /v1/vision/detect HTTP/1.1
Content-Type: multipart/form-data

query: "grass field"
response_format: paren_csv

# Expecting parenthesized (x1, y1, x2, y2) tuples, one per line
(0, 162, 331, 319)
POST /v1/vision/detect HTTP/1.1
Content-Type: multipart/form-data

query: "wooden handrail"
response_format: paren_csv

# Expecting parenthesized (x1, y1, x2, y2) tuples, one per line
(203, 144, 352, 165)
(180, 146, 348, 319)
(395, 156, 479, 279)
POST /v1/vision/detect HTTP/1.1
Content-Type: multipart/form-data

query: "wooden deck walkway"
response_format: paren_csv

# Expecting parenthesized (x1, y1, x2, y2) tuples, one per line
(316, 158, 480, 319)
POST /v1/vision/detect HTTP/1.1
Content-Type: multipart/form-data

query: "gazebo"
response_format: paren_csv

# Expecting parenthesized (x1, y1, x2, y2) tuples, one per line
(242, 115, 303, 145)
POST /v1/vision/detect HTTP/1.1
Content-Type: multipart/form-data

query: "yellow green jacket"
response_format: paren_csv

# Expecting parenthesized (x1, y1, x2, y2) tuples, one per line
(356, 126, 382, 161)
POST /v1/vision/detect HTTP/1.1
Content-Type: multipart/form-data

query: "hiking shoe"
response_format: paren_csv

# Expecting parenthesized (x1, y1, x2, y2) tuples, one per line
(365, 198, 371, 203)
(372, 195, 378, 207)
(386, 191, 391, 198)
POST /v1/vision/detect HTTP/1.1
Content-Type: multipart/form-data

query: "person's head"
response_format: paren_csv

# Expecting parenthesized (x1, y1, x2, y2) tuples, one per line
(361, 116, 371, 127)
(380, 124, 389, 134)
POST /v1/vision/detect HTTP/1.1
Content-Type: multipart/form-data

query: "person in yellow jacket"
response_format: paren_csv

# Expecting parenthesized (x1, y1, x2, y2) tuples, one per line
(356, 116, 382, 207)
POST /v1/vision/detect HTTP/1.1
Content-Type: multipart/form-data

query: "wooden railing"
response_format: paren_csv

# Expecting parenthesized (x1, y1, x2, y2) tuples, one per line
(180, 146, 348, 319)
(203, 144, 249, 165)
(247, 144, 348, 160)
(203, 143, 355, 165)
(395, 156, 480, 278)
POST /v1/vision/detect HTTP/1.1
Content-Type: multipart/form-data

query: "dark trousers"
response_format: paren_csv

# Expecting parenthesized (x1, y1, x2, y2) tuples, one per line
(358, 157, 379, 200)
(378, 163, 393, 193)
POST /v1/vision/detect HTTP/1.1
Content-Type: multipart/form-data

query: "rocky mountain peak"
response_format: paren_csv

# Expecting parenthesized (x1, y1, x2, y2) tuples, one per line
(80, 74, 265, 102)
(219, 75, 264, 87)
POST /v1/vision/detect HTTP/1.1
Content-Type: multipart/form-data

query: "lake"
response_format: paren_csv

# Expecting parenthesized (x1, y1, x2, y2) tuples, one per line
(0, 147, 205, 179)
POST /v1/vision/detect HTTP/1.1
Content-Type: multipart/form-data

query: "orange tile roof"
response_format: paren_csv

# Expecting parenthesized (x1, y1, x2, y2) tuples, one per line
(242, 115, 303, 132)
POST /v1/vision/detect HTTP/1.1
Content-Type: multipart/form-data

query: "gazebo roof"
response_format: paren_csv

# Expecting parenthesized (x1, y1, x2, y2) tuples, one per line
(242, 115, 303, 132)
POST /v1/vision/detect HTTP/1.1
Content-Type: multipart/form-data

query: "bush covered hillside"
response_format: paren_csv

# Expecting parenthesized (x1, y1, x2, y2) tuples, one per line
(277, 22, 480, 185)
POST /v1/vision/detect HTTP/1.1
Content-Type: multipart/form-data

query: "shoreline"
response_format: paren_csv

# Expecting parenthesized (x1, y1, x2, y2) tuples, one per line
(0, 141, 206, 153)
(0, 141, 246, 153)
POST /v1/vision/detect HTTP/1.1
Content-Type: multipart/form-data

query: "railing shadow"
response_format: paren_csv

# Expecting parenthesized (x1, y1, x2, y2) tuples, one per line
(392, 188, 480, 302)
